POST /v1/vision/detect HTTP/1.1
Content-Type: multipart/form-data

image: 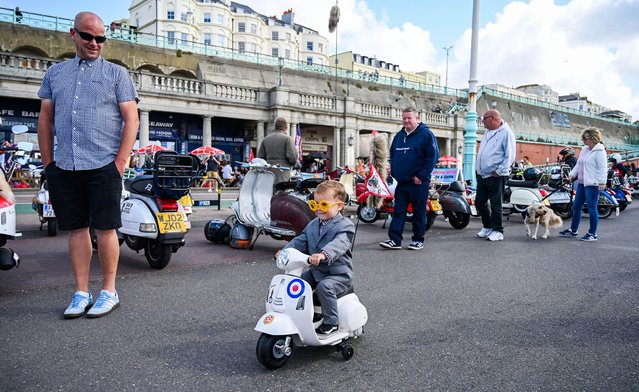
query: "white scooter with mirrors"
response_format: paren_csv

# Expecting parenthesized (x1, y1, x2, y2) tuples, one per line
(255, 248, 368, 369)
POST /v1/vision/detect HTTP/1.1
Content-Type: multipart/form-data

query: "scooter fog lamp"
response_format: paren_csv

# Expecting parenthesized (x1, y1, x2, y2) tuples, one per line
(276, 250, 290, 269)
(139, 223, 157, 233)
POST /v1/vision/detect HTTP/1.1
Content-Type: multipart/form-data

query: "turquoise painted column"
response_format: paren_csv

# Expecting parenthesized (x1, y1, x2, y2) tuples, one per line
(463, 112, 478, 182)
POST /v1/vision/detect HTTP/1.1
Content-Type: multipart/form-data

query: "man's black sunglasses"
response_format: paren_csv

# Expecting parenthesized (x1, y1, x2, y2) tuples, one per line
(74, 28, 107, 44)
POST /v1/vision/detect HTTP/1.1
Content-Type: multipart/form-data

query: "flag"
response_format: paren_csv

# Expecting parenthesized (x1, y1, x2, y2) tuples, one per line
(365, 164, 392, 199)
(295, 124, 303, 163)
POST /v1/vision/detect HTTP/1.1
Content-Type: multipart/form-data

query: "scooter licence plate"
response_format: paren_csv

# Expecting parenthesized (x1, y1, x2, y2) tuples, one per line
(625, 194, 632, 202)
(43, 203, 55, 218)
(430, 200, 442, 211)
(156, 212, 186, 234)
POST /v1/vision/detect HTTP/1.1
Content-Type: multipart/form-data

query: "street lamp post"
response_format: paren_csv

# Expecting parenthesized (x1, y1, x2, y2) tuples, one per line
(462, 0, 480, 182)
(443, 45, 453, 92)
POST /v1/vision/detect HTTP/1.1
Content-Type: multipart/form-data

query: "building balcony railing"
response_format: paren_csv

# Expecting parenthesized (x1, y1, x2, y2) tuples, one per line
(0, 7, 467, 99)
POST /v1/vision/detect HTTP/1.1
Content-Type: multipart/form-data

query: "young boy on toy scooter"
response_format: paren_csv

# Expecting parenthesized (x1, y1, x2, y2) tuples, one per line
(278, 180, 356, 338)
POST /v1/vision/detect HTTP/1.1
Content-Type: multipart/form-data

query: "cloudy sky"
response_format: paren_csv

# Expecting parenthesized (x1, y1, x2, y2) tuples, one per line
(3, 0, 638, 120)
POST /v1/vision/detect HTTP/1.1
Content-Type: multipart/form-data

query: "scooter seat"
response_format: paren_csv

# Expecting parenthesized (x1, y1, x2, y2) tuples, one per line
(127, 175, 155, 196)
(506, 179, 539, 188)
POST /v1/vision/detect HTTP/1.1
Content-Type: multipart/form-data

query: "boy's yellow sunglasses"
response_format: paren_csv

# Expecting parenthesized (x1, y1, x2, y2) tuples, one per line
(307, 199, 343, 212)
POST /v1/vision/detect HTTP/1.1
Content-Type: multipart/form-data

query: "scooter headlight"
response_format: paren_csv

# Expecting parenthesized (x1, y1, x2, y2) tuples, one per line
(276, 250, 290, 269)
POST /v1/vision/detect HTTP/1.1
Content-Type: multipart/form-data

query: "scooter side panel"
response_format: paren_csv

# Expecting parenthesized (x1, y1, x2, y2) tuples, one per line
(0, 205, 19, 236)
(119, 198, 158, 239)
(337, 294, 368, 331)
(438, 192, 471, 214)
(510, 188, 542, 206)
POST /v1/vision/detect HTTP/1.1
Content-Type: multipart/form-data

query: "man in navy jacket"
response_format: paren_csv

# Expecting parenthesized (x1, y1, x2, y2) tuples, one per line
(380, 107, 439, 250)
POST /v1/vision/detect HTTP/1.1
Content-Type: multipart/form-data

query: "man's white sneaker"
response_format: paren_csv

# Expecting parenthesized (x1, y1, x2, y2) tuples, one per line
(487, 231, 504, 241)
(477, 228, 493, 238)
(86, 290, 120, 318)
(64, 291, 93, 319)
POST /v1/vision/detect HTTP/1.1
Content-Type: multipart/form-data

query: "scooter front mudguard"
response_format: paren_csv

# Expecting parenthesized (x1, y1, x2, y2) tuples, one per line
(255, 312, 300, 336)
(438, 191, 471, 214)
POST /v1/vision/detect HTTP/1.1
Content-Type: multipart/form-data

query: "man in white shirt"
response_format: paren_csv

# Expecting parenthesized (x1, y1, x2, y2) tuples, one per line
(474, 109, 516, 242)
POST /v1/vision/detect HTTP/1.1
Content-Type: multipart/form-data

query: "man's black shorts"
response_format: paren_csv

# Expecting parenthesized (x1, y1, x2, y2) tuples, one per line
(45, 161, 122, 231)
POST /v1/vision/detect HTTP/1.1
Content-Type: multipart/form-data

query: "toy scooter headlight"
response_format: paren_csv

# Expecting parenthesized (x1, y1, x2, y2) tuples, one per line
(276, 250, 290, 269)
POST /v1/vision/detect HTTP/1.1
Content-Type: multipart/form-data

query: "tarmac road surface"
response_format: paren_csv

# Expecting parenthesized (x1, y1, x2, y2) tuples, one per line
(1, 198, 637, 391)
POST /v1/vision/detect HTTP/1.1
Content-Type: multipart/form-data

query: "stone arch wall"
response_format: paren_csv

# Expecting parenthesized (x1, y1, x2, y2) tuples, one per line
(170, 69, 196, 79)
(11, 45, 48, 58)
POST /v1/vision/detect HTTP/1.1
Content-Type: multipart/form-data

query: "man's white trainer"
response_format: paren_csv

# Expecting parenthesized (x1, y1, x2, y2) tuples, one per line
(477, 228, 493, 238)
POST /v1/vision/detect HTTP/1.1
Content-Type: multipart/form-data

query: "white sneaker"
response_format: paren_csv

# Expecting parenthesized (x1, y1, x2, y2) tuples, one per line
(63, 291, 93, 319)
(477, 228, 493, 238)
(487, 231, 504, 241)
(86, 290, 120, 318)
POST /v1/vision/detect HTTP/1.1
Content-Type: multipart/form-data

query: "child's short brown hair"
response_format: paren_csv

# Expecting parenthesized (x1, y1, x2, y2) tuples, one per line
(316, 180, 346, 202)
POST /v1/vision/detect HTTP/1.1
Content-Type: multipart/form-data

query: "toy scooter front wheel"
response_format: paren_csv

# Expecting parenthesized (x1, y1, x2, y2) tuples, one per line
(256, 333, 292, 369)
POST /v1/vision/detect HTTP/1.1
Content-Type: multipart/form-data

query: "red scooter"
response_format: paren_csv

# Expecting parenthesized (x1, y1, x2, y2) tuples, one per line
(355, 177, 441, 230)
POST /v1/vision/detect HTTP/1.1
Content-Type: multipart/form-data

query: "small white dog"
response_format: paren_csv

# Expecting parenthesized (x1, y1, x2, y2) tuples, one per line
(525, 202, 563, 240)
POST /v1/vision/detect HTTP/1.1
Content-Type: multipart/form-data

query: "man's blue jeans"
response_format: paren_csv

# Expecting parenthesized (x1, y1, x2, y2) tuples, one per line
(388, 181, 429, 245)
(570, 183, 599, 235)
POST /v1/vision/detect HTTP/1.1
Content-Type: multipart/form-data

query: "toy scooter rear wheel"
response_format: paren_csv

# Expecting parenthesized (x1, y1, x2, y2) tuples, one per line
(144, 241, 172, 269)
(341, 344, 354, 360)
(256, 334, 291, 369)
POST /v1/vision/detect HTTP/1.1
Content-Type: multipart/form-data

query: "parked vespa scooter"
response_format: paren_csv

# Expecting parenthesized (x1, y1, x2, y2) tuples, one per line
(0, 125, 28, 271)
(118, 151, 198, 269)
(255, 248, 367, 369)
(29, 164, 57, 236)
(503, 167, 549, 218)
(224, 158, 317, 249)
(355, 176, 441, 229)
(430, 180, 472, 229)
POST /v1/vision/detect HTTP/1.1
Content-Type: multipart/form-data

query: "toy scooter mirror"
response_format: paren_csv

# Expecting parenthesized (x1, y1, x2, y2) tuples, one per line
(11, 125, 29, 134)
(276, 250, 290, 269)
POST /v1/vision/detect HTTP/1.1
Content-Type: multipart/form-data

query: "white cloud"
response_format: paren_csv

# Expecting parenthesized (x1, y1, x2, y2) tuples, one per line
(449, 0, 639, 119)
(240, 0, 639, 120)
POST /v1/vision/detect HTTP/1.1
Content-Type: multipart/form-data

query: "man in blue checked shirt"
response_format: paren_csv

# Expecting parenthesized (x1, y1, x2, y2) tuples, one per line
(37, 12, 139, 319)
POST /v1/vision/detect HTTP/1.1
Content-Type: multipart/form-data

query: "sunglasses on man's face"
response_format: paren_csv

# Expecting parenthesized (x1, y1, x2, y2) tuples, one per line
(307, 199, 342, 213)
(74, 28, 107, 44)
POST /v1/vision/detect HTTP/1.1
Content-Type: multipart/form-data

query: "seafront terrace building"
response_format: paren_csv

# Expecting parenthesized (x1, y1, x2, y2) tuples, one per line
(0, 7, 638, 170)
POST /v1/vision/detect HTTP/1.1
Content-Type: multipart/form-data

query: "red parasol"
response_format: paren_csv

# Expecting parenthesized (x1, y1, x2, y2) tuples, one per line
(189, 146, 225, 156)
(135, 144, 168, 154)
(438, 155, 459, 164)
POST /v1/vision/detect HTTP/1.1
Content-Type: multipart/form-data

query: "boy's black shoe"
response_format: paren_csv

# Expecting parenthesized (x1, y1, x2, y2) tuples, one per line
(315, 323, 338, 338)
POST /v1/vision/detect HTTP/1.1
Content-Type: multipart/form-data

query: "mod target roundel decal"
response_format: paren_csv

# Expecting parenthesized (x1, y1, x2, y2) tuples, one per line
(287, 279, 305, 298)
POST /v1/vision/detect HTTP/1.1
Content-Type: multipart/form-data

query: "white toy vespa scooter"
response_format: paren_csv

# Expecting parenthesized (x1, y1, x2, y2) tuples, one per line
(255, 248, 368, 369)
